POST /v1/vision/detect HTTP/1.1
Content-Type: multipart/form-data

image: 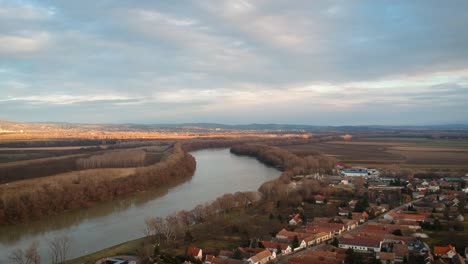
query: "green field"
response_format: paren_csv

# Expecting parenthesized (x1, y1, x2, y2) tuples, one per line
(422, 218, 468, 252)
(64, 238, 145, 264)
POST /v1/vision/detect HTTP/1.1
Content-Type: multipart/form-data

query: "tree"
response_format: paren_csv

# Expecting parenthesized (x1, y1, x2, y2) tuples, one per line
(392, 229, 403, 236)
(276, 245, 282, 255)
(292, 236, 300, 249)
(153, 244, 160, 256)
(9, 241, 41, 264)
(330, 237, 339, 247)
(184, 230, 194, 242)
(233, 248, 243, 260)
(48, 235, 70, 264)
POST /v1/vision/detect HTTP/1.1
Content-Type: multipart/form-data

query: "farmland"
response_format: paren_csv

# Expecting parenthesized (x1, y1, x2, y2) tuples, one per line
(279, 137, 468, 172)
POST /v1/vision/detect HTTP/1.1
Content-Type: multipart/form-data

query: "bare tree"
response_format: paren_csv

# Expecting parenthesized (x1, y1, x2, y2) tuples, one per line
(48, 235, 70, 264)
(9, 249, 26, 264)
(9, 241, 40, 264)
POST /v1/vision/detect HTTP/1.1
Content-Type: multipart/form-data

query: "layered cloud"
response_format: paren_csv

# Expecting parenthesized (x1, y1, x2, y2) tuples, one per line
(1, 0, 468, 125)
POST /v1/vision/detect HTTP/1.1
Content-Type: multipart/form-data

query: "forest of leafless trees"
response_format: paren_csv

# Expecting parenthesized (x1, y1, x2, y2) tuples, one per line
(76, 149, 147, 169)
(230, 144, 336, 204)
(0, 144, 196, 225)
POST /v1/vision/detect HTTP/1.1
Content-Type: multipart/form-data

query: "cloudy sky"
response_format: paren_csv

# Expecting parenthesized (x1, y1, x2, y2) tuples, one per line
(1, 0, 467, 125)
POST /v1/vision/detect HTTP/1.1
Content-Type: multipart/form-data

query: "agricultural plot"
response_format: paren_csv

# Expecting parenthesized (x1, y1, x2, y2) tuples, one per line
(280, 137, 468, 171)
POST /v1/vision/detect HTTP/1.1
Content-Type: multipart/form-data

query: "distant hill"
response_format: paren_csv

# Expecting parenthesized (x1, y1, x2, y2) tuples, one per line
(1, 120, 468, 133)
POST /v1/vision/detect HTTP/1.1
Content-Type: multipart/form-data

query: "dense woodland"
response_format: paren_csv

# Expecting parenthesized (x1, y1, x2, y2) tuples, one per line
(0, 144, 196, 224)
(76, 149, 147, 169)
(231, 144, 337, 204)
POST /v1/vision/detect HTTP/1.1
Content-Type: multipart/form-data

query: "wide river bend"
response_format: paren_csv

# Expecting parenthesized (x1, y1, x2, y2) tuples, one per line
(0, 149, 280, 263)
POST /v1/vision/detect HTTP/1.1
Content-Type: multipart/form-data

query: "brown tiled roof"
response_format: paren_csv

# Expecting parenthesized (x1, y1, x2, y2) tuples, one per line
(378, 252, 395, 261)
(249, 250, 272, 263)
(260, 241, 290, 251)
(212, 257, 247, 264)
(393, 244, 409, 258)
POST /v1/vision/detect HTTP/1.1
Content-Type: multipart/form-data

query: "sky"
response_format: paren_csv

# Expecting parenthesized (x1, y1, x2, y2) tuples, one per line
(1, 0, 468, 125)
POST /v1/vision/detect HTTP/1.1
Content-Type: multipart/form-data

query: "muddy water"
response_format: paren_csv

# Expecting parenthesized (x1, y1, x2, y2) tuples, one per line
(0, 149, 280, 263)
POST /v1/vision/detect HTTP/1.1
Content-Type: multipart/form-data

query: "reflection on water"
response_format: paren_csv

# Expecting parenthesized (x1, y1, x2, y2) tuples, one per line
(0, 149, 280, 263)
(0, 176, 192, 244)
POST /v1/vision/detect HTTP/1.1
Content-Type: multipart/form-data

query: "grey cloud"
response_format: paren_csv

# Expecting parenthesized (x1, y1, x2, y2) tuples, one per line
(1, 0, 468, 125)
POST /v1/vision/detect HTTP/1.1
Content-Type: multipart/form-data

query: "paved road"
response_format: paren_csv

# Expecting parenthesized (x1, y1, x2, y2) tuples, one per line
(275, 198, 424, 263)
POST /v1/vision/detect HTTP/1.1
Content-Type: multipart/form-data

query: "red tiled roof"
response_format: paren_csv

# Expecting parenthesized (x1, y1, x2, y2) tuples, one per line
(389, 212, 426, 221)
(434, 244, 456, 255)
(205, 255, 215, 262)
(393, 244, 409, 258)
(187, 247, 201, 257)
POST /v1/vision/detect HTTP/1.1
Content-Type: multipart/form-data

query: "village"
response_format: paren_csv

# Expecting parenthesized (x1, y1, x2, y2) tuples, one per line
(99, 164, 467, 264)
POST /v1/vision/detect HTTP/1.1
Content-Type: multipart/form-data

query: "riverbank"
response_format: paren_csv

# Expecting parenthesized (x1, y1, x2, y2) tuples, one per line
(0, 148, 281, 263)
(0, 144, 195, 225)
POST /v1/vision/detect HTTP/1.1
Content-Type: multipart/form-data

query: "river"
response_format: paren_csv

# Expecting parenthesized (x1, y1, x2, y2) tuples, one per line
(0, 149, 281, 263)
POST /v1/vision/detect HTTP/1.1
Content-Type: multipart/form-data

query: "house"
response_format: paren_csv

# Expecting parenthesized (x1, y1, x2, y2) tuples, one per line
(247, 249, 275, 264)
(289, 214, 302, 226)
(341, 219, 358, 230)
(338, 207, 351, 216)
(384, 212, 427, 223)
(349, 199, 359, 209)
(433, 244, 457, 258)
(313, 222, 347, 235)
(211, 257, 248, 264)
(338, 236, 382, 252)
(315, 232, 333, 243)
(303, 226, 334, 241)
(293, 239, 307, 251)
(276, 229, 301, 240)
(377, 252, 395, 263)
(315, 195, 325, 204)
(351, 212, 366, 223)
(393, 244, 409, 262)
(259, 241, 292, 255)
(204, 255, 216, 264)
(303, 235, 317, 247)
(341, 168, 369, 177)
(219, 250, 234, 259)
(187, 247, 203, 260)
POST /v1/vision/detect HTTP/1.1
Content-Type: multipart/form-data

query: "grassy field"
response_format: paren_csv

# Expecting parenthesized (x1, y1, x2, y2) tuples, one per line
(422, 218, 468, 252)
(0, 167, 137, 196)
(64, 238, 146, 264)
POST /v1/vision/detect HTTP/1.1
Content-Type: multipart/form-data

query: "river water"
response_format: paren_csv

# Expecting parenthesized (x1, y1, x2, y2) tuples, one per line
(0, 149, 280, 263)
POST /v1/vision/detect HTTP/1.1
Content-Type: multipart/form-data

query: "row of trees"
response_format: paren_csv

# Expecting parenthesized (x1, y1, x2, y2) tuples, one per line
(8, 235, 70, 264)
(230, 144, 337, 205)
(76, 149, 147, 169)
(230, 144, 336, 174)
(0, 144, 196, 224)
(144, 191, 261, 246)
